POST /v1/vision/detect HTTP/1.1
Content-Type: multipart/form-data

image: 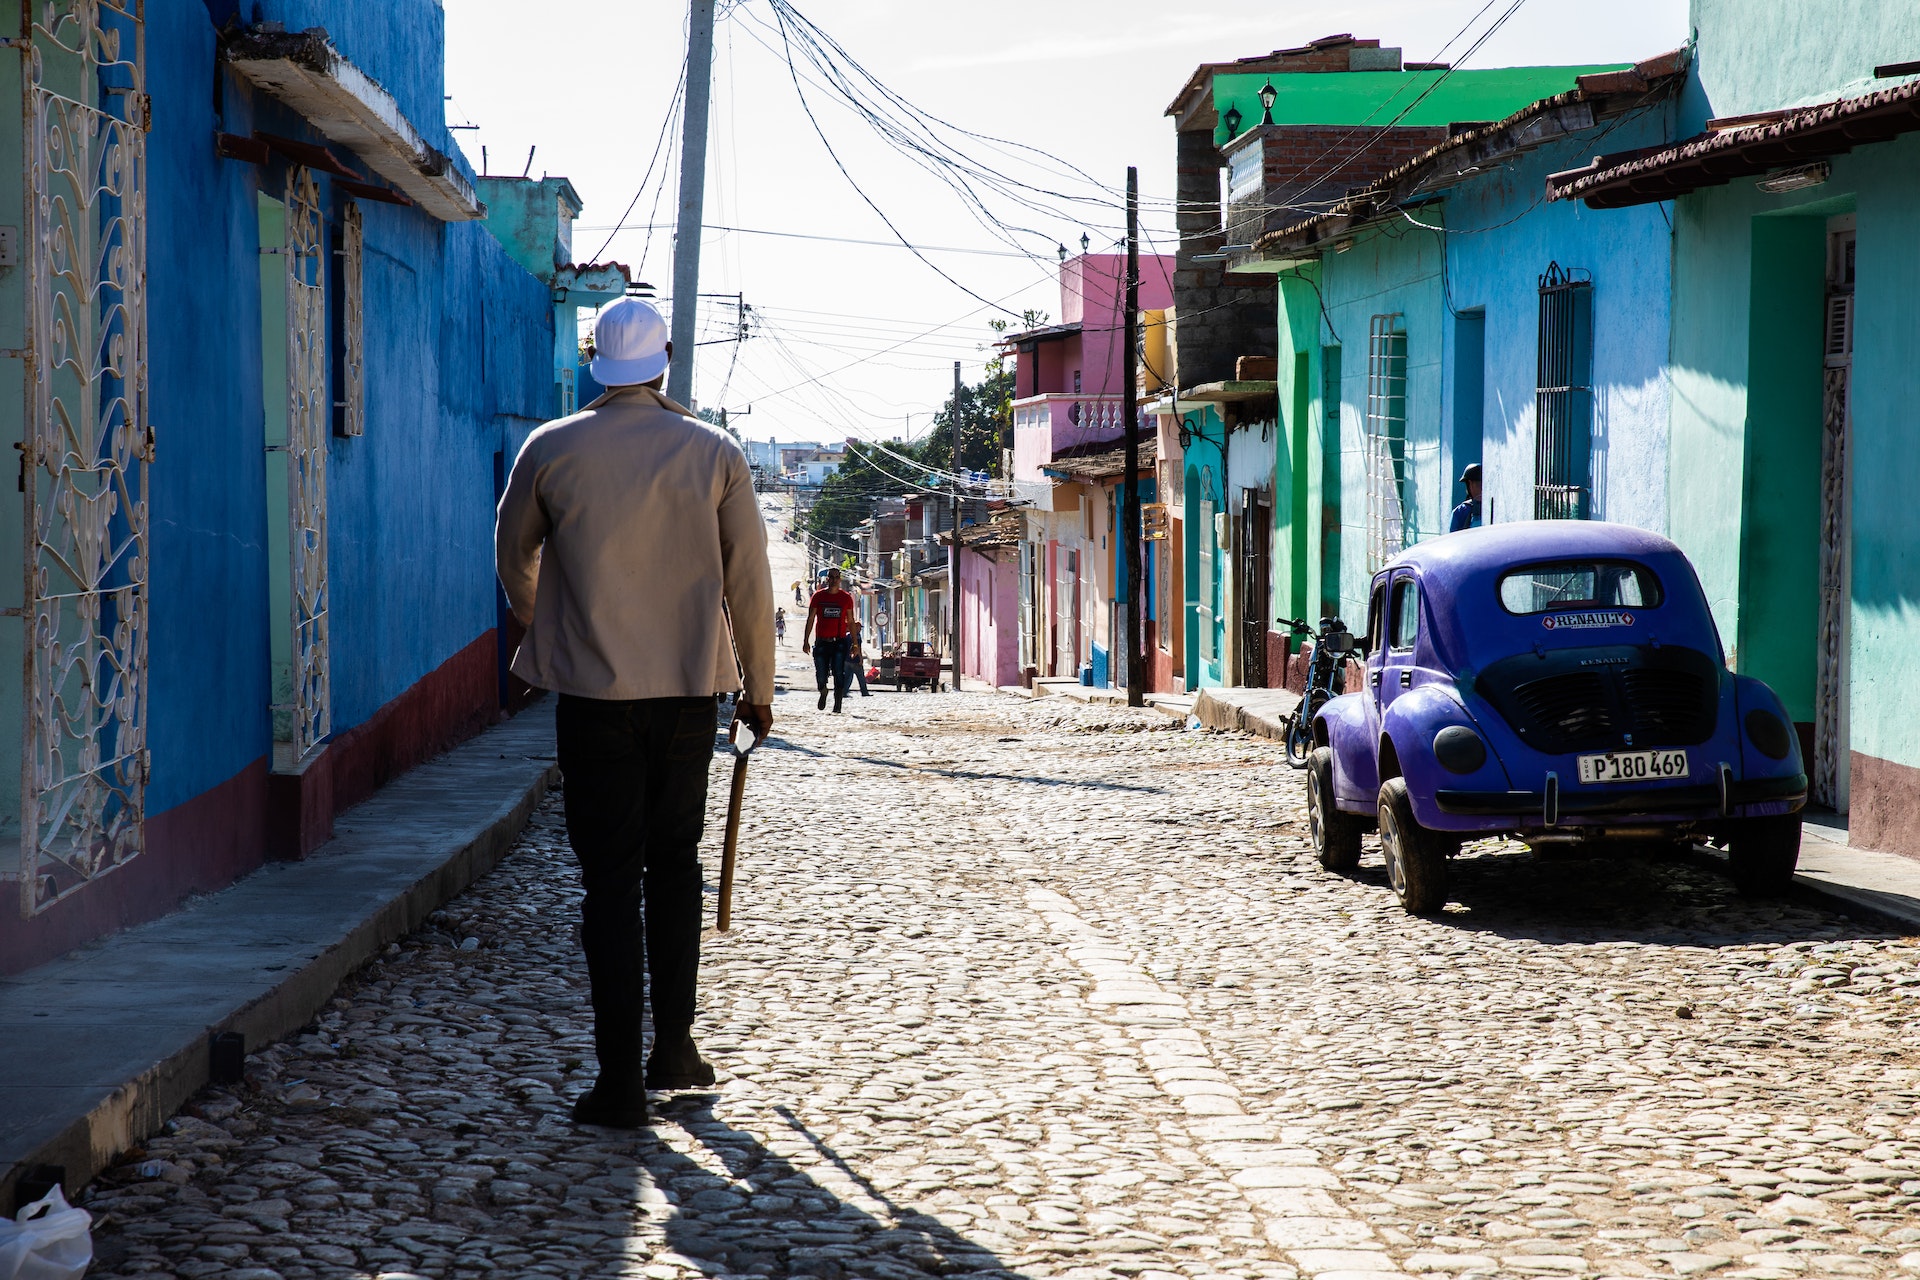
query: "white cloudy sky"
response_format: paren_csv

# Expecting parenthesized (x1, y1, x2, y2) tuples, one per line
(445, 0, 1687, 443)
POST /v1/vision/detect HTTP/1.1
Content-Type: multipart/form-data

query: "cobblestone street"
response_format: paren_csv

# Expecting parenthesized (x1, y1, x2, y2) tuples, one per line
(84, 688, 1920, 1280)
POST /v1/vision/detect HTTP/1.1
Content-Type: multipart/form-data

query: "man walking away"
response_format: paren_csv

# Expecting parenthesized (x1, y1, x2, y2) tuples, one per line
(496, 296, 774, 1129)
(1449, 463, 1483, 533)
(803, 567, 857, 713)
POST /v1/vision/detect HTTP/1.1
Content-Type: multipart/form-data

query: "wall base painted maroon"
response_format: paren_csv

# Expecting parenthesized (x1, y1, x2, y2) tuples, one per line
(1848, 751, 1920, 862)
(1266, 630, 1290, 689)
(4, 630, 510, 975)
(1, 759, 268, 976)
(271, 631, 501, 858)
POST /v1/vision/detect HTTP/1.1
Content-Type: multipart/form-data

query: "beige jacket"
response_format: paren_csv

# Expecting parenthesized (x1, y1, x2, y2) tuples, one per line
(495, 385, 775, 705)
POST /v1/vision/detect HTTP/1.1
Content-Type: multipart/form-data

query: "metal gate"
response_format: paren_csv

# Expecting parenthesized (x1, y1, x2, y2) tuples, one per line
(1364, 315, 1407, 570)
(1534, 263, 1593, 520)
(18, 0, 151, 915)
(275, 167, 330, 769)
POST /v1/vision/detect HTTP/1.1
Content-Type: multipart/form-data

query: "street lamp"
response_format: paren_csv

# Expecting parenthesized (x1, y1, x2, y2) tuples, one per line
(1222, 104, 1243, 139)
(1080, 232, 1090, 253)
(1057, 243, 1068, 261)
(1259, 81, 1278, 126)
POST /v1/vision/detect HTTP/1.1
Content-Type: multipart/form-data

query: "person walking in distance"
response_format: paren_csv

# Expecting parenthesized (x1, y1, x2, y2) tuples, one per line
(496, 296, 774, 1129)
(803, 567, 857, 713)
(774, 607, 787, 645)
(848, 618, 872, 697)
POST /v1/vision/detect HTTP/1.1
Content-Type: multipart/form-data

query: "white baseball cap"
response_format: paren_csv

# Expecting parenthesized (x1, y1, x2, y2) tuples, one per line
(589, 297, 670, 387)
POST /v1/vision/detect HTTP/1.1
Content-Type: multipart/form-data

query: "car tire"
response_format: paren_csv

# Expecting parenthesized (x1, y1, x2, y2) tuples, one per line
(1378, 777, 1448, 915)
(1307, 747, 1363, 872)
(1726, 814, 1802, 896)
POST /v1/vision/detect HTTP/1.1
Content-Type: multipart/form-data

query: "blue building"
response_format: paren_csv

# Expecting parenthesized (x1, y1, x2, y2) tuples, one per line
(3, 2, 559, 972)
(1227, 50, 1685, 629)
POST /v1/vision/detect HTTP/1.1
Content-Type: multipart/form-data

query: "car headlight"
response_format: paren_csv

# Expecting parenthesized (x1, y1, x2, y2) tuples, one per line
(1434, 725, 1488, 774)
(1744, 708, 1792, 761)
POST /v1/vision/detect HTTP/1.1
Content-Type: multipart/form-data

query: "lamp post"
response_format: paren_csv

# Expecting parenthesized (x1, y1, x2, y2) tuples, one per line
(1259, 81, 1277, 126)
(1222, 104, 1242, 140)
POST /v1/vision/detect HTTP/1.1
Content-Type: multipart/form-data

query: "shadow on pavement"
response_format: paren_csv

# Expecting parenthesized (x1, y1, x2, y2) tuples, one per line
(1345, 842, 1896, 945)
(574, 1095, 1023, 1280)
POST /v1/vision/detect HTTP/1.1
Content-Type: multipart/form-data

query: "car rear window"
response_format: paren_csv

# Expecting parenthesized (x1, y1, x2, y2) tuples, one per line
(1498, 561, 1663, 615)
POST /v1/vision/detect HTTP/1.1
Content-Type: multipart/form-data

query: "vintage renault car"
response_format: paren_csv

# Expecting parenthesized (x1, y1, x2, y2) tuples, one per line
(1306, 522, 1807, 915)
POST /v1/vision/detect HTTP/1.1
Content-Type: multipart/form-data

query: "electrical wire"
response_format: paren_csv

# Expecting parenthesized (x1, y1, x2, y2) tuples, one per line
(588, 52, 689, 264)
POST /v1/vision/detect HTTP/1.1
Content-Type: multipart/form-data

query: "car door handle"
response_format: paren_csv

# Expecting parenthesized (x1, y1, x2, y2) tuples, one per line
(1399, 669, 1413, 688)
(1369, 669, 1381, 688)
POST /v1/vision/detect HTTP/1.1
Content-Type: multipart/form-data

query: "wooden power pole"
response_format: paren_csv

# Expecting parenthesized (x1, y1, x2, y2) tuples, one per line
(1123, 167, 1145, 708)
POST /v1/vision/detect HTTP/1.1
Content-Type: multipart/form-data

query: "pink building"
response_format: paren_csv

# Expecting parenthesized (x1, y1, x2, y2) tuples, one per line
(952, 512, 1023, 688)
(1007, 254, 1175, 483)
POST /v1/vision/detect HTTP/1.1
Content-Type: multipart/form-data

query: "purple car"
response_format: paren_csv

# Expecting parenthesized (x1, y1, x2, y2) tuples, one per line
(1306, 521, 1806, 914)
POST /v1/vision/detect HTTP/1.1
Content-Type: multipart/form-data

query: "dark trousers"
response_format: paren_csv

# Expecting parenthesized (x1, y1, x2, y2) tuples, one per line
(555, 694, 714, 1078)
(849, 651, 869, 695)
(813, 636, 852, 697)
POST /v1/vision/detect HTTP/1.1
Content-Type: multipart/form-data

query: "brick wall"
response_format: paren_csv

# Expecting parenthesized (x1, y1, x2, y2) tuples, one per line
(1174, 127, 1275, 388)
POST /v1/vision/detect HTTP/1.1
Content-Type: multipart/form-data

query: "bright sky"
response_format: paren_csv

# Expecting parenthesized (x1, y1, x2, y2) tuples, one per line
(444, 0, 1687, 445)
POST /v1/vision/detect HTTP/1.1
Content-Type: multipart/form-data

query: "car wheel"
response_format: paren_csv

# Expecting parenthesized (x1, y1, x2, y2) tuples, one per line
(1726, 814, 1801, 896)
(1378, 777, 1448, 915)
(1307, 747, 1363, 872)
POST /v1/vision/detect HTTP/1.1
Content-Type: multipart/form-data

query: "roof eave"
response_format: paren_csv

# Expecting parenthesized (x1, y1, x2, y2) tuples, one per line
(225, 26, 485, 222)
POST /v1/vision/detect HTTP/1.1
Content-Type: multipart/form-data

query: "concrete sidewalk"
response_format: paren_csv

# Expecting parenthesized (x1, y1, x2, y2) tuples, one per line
(1016, 677, 1192, 719)
(0, 700, 560, 1208)
(1192, 686, 1302, 741)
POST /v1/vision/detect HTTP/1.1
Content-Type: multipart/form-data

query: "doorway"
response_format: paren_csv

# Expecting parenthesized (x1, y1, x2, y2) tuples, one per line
(260, 170, 331, 772)
(1240, 489, 1271, 686)
(1813, 216, 1854, 812)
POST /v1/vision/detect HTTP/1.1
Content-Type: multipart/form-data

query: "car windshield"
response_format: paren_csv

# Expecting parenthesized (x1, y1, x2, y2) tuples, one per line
(1498, 561, 1662, 614)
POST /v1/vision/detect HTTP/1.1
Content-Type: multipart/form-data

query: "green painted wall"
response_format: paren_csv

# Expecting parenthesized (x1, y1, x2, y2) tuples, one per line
(1733, 216, 1826, 723)
(1842, 132, 1920, 772)
(1319, 224, 1446, 622)
(1214, 65, 1627, 147)
(1667, 122, 1920, 795)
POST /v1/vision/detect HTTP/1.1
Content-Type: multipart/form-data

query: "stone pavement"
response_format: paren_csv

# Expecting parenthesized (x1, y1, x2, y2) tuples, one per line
(0, 702, 559, 1212)
(76, 689, 1920, 1280)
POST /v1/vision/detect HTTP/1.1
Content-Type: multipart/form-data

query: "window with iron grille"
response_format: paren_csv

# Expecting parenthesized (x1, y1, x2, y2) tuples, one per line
(1534, 263, 1593, 519)
(1364, 315, 1408, 570)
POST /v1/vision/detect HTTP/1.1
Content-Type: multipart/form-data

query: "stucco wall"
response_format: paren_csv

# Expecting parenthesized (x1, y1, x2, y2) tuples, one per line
(1444, 116, 1675, 538)
(9, 3, 554, 969)
(1683, 0, 1920, 131)
(1318, 224, 1444, 621)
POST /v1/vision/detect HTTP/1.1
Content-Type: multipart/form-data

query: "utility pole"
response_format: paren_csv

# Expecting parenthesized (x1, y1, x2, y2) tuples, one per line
(949, 359, 963, 692)
(1123, 166, 1145, 708)
(666, 0, 716, 409)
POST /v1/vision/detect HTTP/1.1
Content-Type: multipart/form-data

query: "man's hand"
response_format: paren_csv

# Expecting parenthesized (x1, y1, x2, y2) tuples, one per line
(801, 641, 811, 654)
(734, 701, 774, 744)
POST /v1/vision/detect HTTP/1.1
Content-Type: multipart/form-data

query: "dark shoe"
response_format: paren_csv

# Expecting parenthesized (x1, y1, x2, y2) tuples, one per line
(860, 692, 872, 697)
(570, 1082, 649, 1128)
(646, 1032, 717, 1090)
(833, 692, 844, 713)
(817, 686, 828, 710)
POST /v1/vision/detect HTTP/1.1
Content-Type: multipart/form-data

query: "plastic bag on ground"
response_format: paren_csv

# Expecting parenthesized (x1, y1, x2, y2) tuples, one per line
(0, 1185, 92, 1280)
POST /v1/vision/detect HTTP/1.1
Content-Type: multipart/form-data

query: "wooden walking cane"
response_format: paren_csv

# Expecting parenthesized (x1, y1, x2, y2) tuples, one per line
(717, 720, 760, 932)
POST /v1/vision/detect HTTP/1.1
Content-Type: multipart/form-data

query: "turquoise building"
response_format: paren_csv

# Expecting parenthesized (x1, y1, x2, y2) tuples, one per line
(1550, 0, 1920, 852)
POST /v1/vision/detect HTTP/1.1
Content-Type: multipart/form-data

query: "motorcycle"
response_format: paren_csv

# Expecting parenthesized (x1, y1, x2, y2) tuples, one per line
(1280, 616, 1357, 769)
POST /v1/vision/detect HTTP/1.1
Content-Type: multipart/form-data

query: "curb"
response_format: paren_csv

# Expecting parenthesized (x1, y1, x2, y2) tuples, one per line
(0, 708, 559, 1209)
(1191, 688, 1301, 743)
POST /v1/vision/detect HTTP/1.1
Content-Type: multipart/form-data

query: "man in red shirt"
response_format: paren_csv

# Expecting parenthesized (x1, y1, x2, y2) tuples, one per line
(802, 567, 858, 713)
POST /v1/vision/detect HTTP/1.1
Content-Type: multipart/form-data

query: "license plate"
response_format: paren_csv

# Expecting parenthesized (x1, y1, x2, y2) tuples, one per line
(1577, 749, 1689, 784)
